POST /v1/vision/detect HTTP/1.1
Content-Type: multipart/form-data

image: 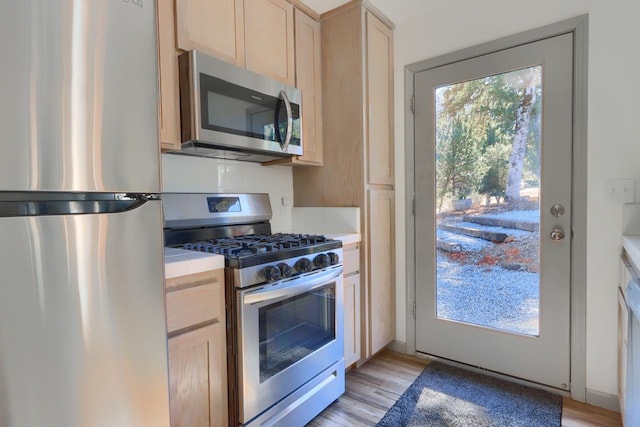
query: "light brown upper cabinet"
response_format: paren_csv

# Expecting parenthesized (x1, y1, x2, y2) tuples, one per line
(159, 0, 318, 156)
(157, 0, 181, 150)
(293, 0, 395, 361)
(366, 12, 394, 185)
(175, 0, 246, 67)
(244, 0, 295, 86)
(175, 0, 295, 85)
(265, 7, 323, 166)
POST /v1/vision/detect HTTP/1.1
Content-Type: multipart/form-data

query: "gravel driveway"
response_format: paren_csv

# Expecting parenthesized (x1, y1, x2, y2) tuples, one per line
(436, 251, 540, 336)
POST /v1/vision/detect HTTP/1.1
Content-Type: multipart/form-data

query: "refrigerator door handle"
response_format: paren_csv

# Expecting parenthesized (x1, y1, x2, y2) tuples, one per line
(0, 194, 153, 218)
(116, 193, 161, 201)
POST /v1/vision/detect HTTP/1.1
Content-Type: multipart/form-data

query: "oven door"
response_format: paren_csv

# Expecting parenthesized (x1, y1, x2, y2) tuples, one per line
(237, 265, 344, 424)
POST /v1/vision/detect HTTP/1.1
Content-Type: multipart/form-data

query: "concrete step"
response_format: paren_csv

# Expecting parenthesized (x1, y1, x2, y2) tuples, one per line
(436, 239, 463, 253)
(463, 215, 538, 232)
(439, 223, 508, 243)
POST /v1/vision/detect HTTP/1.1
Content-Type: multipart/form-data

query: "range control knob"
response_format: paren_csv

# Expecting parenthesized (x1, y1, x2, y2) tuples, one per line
(263, 265, 281, 283)
(328, 252, 340, 265)
(294, 257, 313, 273)
(277, 263, 292, 278)
(313, 253, 330, 269)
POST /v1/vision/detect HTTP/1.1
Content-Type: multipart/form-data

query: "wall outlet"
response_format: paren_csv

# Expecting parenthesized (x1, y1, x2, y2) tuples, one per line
(605, 179, 636, 203)
(280, 196, 291, 214)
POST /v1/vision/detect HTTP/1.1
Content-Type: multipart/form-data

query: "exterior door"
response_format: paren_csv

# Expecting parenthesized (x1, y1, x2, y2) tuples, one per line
(414, 33, 573, 389)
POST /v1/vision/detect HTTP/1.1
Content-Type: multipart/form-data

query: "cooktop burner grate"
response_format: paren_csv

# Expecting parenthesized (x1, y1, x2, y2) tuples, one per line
(178, 233, 342, 268)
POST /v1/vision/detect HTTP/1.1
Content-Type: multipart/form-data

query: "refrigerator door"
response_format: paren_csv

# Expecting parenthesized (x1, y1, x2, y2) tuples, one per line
(0, 201, 169, 427)
(0, 1, 160, 193)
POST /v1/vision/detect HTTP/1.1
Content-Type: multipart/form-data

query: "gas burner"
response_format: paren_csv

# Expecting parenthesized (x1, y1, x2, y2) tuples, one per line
(180, 233, 340, 268)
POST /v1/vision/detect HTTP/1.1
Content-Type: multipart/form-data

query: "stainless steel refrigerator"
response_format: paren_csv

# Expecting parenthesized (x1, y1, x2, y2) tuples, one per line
(0, 2, 170, 426)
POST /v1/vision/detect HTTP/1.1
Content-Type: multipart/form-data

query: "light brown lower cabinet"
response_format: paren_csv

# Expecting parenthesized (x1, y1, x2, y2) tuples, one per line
(166, 269, 227, 427)
(344, 273, 361, 367)
(618, 258, 631, 415)
(168, 323, 228, 427)
(342, 242, 361, 367)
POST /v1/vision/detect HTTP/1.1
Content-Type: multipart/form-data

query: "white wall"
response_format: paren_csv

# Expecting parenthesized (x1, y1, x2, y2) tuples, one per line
(392, 0, 640, 397)
(161, 154, 294, 233)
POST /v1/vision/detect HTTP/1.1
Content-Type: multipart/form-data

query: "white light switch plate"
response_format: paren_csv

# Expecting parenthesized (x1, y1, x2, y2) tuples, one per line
(605, 179, 636, 203)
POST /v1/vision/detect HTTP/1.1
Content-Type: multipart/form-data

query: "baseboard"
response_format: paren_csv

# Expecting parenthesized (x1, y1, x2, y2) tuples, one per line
(387, 339, 407, 353)
(585, 388, 620, 413)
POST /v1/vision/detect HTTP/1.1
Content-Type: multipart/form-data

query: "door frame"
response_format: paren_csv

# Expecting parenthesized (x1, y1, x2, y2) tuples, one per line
(403, 15, 589, 402)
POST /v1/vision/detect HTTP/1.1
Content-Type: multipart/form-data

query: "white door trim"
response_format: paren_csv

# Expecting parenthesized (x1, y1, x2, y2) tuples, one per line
(403, 15, 589, 402)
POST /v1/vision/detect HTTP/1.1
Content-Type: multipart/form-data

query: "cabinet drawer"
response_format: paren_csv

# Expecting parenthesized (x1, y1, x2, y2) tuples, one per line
(343, 243, 360, 276)
(166, 271, 224, 333)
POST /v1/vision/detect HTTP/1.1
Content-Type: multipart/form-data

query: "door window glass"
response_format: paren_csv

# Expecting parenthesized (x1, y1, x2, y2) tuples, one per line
(434, 66, 542, 336)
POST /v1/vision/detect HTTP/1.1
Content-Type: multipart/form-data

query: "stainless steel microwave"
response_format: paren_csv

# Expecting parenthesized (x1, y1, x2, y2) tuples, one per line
(176, 50, 302, 162)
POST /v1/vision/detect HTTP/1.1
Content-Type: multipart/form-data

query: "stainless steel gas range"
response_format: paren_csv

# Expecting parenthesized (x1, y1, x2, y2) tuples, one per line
(163, 193, 345, 426)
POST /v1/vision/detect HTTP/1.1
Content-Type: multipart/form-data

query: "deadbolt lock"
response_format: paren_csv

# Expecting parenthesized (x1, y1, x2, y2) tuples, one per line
(550, 204, 565, 218)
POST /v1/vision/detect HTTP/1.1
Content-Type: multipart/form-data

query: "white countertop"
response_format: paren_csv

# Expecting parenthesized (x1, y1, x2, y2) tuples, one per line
(624, 236, 640, 274)
(325, 233, 361, 246)
(164, 247, 225, 279)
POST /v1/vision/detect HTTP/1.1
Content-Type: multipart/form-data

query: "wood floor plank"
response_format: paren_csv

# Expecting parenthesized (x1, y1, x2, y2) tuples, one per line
(308, 350, 623, 427)
(561, 397, 622, 427)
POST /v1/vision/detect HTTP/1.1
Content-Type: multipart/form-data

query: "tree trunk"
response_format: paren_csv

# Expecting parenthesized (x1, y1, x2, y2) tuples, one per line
(505, 72, 537, 201)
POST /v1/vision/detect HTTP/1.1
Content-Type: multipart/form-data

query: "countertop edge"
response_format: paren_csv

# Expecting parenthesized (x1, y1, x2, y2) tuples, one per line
(325, 233, 362, 246)
(623, 236, 640, 275)
(164, 248, 225, 280)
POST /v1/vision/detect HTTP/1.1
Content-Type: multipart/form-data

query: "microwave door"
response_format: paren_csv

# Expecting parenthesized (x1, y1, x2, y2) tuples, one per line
(198, 74, 284, 153)
(274, 91, 293, 151)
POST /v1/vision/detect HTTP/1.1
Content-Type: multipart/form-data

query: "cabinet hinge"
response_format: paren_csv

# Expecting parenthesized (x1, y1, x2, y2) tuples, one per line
(412, 301, 416, 319)
(410, 95, 415, 114)
(412, 198, 416, 216)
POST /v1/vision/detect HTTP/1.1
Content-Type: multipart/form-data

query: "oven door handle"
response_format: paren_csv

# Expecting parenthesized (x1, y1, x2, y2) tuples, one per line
(244, 266, 343, 306)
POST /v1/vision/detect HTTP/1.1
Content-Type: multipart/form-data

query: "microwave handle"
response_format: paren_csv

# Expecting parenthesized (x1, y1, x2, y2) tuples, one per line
(274, 90, 293, 152)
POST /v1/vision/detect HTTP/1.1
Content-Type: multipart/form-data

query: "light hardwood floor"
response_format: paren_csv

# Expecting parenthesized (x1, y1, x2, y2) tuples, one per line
(308, 350, 622, 426)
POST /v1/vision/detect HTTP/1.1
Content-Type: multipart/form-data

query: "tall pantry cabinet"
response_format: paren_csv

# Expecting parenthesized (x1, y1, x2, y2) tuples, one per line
(293, 0, 395, 360)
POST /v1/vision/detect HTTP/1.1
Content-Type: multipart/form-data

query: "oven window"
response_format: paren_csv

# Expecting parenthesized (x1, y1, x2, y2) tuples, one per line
(259, 283, 336, 382)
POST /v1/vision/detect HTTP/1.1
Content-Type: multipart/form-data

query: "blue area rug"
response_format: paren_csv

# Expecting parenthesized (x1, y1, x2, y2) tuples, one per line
(377, 362, 561, 426)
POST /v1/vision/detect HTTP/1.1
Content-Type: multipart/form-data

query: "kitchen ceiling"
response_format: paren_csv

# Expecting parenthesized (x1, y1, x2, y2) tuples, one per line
(302, 0, 441, 25)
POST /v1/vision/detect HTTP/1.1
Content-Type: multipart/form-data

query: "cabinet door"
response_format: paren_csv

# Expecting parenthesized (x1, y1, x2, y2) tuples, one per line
(365, 11, 394, 185)
(367, 189, 395, 355)
(157, 0, 181, 151)
(343, 243, 360, 276)
(244, 0, 295, 85)
(168, 323, 228, 427)
(344, 273, 361, 367)
(294, 9, 322, 164)
(175, 0, 245, 67)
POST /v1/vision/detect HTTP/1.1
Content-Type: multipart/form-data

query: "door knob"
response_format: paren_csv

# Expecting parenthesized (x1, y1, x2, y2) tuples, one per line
(550, 227, 565, 241)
